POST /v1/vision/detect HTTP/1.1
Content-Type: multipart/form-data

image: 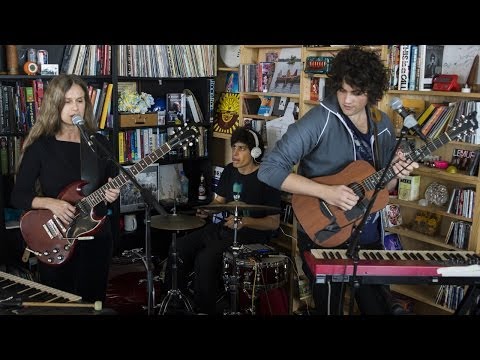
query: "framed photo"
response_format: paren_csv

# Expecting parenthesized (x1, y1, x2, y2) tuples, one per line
(40, 64, 59, 75)
(120, 163, 159, 213)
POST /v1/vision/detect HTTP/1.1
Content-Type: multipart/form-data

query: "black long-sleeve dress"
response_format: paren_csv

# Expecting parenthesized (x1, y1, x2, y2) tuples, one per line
(11, 134, 117, 302)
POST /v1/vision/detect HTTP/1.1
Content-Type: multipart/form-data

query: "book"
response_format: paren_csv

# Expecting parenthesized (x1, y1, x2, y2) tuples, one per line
(383, 232, 403, 251)
(224, 71, 239, 93)
(268, 48, 302, 94)
(382, 204, 403, 228)
(419, 45, 444, 91)
(257, 96, 274, 116)
(451, 148, 476, 171)
(397, 45, 411, 91)
(310, 78, 320, 101)
(398, 175, 420, 201)
(166, 92, 186, 125)
(258, 62, 275, 92)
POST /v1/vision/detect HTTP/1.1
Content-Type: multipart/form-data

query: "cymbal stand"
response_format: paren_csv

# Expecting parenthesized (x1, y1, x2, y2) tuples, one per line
(225, 205, 242, 315)
(158, 206, 194, 315)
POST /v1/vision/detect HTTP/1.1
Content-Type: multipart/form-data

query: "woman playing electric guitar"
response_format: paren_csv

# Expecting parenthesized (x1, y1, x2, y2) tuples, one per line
(11, 74, 120, 303)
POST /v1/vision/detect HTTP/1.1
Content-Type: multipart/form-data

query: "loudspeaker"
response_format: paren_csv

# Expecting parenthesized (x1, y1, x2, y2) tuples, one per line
(248, 129, 262, 160)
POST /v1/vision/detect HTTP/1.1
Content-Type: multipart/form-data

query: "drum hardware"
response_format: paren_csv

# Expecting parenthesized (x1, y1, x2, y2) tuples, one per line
(194, 201, 279, 213)
(223, 204, 243, 315)
(153, 208, 205, 315)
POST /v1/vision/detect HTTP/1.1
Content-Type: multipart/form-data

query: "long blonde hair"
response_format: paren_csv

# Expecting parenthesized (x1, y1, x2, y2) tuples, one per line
(21, 74, 96, 153)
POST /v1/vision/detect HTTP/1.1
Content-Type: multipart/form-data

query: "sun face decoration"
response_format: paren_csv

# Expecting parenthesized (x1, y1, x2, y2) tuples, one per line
(214, 92, 240, 135)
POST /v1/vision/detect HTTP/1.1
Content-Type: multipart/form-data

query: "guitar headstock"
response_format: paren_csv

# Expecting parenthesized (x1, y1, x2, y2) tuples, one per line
(168, 124, 200, 150)
(448, 111, 478, 140)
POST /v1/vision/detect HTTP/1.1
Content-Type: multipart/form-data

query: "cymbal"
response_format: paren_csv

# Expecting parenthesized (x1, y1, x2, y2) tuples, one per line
(194, 201, 280, 213)
(151, 214, 206, 231)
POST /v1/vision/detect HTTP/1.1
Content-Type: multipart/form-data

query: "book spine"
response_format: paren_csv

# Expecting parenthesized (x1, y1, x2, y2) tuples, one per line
(398, 45, 411, 91)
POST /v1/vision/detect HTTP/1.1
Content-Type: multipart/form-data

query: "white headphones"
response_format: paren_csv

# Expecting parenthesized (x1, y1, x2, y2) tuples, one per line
(248, 129, 262, 160)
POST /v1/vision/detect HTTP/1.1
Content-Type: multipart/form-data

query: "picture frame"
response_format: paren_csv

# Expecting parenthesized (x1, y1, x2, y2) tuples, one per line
(40, 64, 59, 75)
(120, 163, 159, 213)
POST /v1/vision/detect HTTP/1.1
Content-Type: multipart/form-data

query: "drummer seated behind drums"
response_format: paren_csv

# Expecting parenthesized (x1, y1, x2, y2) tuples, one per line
(164, 127, 281, 315)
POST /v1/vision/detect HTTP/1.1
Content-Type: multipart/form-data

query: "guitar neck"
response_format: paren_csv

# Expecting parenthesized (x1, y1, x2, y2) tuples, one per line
(362, 132, 451, 192)
(82, 142, 172, 209)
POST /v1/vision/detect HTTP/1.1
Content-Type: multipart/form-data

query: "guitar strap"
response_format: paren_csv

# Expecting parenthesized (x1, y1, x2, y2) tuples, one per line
(80, 134, 100, 196)
(369, 105, 382, 171)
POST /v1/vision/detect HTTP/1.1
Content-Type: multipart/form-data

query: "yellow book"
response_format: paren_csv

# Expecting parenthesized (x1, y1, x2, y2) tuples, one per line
(99, 83, 113, 129)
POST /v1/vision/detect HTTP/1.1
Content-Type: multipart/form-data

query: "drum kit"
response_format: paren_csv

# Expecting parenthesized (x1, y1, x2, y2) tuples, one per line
(150, 201, 285, 315)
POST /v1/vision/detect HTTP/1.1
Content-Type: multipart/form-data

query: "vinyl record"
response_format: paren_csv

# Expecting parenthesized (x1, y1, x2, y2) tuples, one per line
(219, 45, 240, 68)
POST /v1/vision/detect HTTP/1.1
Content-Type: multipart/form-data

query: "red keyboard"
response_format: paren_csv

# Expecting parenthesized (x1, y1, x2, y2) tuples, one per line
(304, 249, 480, 283)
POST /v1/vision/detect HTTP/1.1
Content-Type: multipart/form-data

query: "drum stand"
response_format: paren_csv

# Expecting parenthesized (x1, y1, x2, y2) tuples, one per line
(224, 206, 243, 315)
(158, 230, 194, 315)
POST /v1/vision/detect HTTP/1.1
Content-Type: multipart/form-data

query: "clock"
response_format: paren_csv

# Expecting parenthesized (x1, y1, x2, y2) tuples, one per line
(432, 74, 460, 91)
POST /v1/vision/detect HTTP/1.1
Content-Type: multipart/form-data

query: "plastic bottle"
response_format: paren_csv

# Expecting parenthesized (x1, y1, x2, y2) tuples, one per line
(198, 173, 207, 201)
(179, 170, 189, 204)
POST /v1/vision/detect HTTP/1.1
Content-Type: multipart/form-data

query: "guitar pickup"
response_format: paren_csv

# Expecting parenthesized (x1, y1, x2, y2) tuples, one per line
(43, 219, 59, 239)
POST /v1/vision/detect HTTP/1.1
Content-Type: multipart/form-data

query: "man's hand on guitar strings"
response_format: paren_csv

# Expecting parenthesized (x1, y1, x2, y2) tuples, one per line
(392, 152, 419, 179)
(321, 184, 360, 211)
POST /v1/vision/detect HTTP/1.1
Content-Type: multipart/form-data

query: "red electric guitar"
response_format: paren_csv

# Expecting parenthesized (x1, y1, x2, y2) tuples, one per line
(20, 125, 199, 266)
(292, 113, 478, 248)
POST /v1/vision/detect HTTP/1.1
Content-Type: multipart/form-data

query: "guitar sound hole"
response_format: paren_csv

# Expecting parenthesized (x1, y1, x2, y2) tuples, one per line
(348, 182, 365, 198)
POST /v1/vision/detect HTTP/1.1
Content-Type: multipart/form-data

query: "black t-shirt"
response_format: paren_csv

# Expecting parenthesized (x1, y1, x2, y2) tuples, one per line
(216, 163, 281, 243)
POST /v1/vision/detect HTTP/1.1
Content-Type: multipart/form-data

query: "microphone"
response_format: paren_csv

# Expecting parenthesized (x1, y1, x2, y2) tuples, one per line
(389, 97, 428, 142)
(72, 115, 95, 151)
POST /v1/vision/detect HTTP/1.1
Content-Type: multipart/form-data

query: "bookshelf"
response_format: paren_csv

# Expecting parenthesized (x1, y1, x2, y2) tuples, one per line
(377, 44, 480, 314)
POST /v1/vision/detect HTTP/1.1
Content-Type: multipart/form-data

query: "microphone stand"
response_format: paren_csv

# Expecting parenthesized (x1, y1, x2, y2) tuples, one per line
(342, 128, 407, 315)
(89, 134, 167, 316)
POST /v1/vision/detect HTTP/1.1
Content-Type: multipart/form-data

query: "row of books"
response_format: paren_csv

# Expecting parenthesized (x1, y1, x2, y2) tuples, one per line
(446, 187, 475, 218)
(117, 45, 216, 78)
(445, 221, 471, 250)
(238, 62, 275, 93)
(88, 82, 113, 130)
(60, 45, 112, 76)
(388, 45, 480, 92)
(435, 285, 464, 310)
(387, 45, 450, 92)
(0, 80, 44, 135)
(416, 100, 480, 143)
(0, 135, 22, 175)
(118, 126, 208, 164)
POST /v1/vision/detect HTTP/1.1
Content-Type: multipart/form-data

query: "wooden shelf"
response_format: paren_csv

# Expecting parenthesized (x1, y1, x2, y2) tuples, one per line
(391, 284, 454, 314)
(242, 114, 278, 121)
(388, 89, 480, 99)
(217, 67, 238, 72)
(389, 198, 473, 222)
(386, 226, 458, 250)
(244, 45, 301, 49)
(212, 132, 232, 139)
(413, 165, 480, 185)
(242, 91, 300, 99)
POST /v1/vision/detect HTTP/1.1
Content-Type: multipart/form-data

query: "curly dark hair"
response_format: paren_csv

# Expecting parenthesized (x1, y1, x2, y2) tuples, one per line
(326, 47, 389, 104)
(230, 127, 264, 162)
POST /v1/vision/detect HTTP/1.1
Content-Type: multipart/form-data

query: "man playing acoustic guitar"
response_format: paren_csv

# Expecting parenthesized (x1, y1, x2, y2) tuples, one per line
(258, 47, 419, 315)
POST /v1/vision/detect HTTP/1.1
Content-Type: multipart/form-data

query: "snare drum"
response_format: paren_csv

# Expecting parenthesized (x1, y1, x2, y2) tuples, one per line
(222, 249, 288, 291)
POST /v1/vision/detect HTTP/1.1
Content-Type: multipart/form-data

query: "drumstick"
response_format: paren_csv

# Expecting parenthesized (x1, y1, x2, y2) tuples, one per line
(6, 299, 103, 311)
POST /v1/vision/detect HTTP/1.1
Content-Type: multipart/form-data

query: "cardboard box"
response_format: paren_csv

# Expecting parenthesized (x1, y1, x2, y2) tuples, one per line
(119, 113, 158, 128)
